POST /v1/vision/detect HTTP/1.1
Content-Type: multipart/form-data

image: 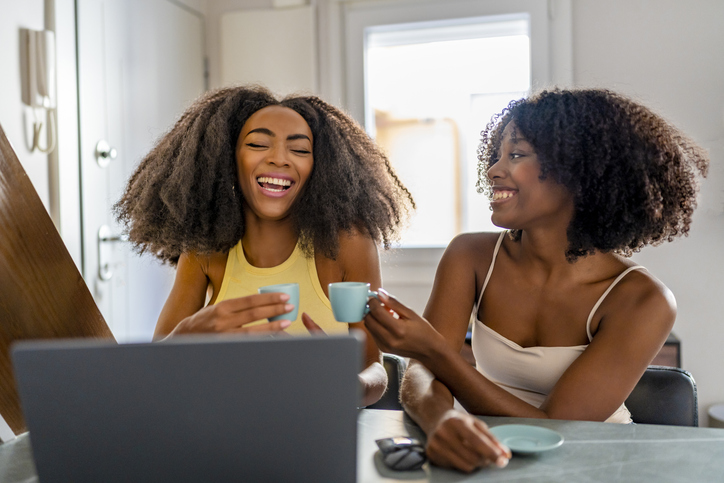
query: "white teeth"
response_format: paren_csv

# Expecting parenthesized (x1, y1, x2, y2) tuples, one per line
(492, 191, 515, 200)
(257, 176, 292, 187)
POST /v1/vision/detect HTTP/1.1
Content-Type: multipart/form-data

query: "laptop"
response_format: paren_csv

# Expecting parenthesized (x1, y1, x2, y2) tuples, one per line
(12, 333, 363, 483)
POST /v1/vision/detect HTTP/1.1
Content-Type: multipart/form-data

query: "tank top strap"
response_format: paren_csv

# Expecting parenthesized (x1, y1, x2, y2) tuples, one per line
(585, 265, 647, 342)
(474, 231, 507, 313)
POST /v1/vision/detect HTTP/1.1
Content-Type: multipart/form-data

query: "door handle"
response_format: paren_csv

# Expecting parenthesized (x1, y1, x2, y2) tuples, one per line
(95, 140, 117, 168)
(97, 225, 127, 281)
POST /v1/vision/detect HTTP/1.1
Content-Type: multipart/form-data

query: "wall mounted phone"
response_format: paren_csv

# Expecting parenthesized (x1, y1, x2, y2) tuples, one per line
(20, 28, 56, 154)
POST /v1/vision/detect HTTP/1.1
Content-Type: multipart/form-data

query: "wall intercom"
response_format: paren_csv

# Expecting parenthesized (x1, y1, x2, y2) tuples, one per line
(20, 28, 56, 154)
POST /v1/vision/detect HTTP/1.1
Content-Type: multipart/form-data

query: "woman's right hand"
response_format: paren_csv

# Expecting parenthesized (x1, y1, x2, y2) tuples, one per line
(168, 293, 294, 336)
(364, 290, 446, 363)
(425, 409, 511, 473)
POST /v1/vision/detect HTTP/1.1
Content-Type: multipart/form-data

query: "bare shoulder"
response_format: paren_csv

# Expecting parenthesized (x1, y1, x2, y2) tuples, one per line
(315, 228, 381, 288)
(180, 250, 229, 304)
(180, 251, 227, 276)
(603, 266, 677, 333)
(337, 227, 379, 259)
(440, 231, 506, 269)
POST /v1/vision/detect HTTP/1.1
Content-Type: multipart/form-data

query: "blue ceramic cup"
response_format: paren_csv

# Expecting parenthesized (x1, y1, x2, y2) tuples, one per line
(328, 282, 379, 323)
(258, 283, 299, 322)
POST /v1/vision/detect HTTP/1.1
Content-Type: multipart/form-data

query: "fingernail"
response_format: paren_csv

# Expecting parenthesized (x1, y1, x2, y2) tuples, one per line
(377, 288, 390, 299)
(284, 304, 295, 311)
(279, 294, 290, 301)
(495, 455, 509, 468)
(280, 320, 292, 328)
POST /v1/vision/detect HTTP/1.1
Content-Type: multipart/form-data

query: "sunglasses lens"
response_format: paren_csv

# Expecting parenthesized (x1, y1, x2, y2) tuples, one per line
(384, 447, 426, 471)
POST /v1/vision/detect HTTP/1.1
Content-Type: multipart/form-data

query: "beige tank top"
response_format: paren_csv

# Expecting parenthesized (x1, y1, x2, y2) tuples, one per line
(471, 231, 644, 424)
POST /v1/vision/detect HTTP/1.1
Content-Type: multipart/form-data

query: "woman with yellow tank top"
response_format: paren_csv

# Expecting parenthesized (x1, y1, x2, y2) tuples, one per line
(115, 86, 414, 407)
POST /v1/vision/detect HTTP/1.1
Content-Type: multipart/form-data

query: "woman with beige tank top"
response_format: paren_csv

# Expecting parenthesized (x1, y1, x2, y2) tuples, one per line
(364, 88, 709, 472)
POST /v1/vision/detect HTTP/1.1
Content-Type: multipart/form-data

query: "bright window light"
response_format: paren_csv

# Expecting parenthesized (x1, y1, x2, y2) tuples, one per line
(365, 15, 530, 247)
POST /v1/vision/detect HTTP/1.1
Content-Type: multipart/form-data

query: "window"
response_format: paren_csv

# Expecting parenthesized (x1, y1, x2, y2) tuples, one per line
(365, 16, 530, 246)
(343, 0, 557, 311)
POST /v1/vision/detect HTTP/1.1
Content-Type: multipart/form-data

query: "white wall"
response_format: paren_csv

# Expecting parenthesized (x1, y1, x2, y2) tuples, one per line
(0, 0, 49, 206)
(571, 0, 724, 426)
(205, 0, 274, 89)
(205, 0, 344, 104)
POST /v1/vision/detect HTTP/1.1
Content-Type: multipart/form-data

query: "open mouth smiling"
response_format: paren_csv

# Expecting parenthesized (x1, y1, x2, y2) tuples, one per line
(257, 176, 294, 193)
(492, 189, 517, 201)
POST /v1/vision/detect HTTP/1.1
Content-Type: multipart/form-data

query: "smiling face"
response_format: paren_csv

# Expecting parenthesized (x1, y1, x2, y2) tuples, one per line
(235, 105, 314, 222)
(487, 121, 574, 231)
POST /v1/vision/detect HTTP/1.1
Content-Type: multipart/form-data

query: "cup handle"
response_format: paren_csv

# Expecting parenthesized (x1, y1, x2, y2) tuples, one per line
(364, 291, 379, 315)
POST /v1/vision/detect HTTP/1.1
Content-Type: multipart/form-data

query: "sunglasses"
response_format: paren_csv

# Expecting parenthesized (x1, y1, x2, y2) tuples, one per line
(376, 437, 427, 471)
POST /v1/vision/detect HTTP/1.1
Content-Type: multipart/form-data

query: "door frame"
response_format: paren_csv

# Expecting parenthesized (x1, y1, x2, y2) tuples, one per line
(51, 0, 84, 271)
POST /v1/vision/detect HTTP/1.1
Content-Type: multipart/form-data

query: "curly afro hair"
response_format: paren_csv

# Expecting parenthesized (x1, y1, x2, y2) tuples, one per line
(477, 88, 709, 261)
(114, 85, 414, 265)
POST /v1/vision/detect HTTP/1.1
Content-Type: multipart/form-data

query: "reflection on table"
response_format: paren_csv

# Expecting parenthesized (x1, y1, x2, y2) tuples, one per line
(358, 409, 724, 482)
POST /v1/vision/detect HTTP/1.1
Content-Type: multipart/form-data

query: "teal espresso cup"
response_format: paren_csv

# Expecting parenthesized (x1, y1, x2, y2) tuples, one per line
(258, 283, 299, 322)
(328, 282, 379, 323)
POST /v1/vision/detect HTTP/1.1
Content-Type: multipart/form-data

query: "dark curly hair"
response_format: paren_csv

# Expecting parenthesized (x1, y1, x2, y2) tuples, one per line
(476, 88, 709, 261)
(114, 85, 414, 265)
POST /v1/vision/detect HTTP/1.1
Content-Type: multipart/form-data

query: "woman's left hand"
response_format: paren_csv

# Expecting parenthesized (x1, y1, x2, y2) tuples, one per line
(364, 290, 445, 363)
(302, 312, 326, 334)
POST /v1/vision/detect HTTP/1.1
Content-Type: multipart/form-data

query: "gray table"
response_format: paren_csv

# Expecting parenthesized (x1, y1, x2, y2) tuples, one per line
(358, 409, 724, 482)
(3, 409, 724, 482)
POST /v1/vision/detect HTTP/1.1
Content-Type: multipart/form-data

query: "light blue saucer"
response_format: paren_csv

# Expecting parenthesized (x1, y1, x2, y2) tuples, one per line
(489, 424, 564, 454)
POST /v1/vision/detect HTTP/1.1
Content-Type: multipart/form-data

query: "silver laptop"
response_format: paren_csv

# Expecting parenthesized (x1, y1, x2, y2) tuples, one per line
(12, 334, 363, 482)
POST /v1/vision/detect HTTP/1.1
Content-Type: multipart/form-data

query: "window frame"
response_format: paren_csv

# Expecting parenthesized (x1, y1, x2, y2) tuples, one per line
(343, 0, 553, 127)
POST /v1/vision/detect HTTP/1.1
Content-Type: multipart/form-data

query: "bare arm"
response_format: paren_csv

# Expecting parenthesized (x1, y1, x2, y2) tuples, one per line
(366, 234, 510, 471)
(398, 234, 483, 426)
(155, 252, 295, 339)
(336, 232, 387, 407)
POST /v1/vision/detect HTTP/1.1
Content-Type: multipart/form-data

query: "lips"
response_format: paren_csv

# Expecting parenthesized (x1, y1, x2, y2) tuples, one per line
(256, 174, 295, 196)
(491, 188, 517, 202)
(257, 176, 293, 192)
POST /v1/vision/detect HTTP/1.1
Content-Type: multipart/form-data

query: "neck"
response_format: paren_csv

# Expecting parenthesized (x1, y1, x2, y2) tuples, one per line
(516, 227, 617, 282)
(518, 227, 571, 270)
(241, 212, 298, 268)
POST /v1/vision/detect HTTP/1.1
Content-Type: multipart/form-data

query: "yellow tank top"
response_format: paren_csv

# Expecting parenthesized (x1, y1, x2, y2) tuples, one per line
(213, 241, 347, 335)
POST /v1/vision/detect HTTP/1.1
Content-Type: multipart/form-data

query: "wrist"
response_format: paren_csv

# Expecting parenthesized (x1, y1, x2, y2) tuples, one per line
(416, 331, 449, 368)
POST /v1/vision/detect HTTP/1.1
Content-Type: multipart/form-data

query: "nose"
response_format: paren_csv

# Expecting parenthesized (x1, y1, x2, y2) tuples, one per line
(266, 144, 290, 167)
(487, 157, 505, 180)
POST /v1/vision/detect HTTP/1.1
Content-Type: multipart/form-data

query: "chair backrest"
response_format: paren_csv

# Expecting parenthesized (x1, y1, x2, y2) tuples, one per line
(367, 353, 407, 410)
(0, 124, 114, 435)
(625, 365, 698, 427)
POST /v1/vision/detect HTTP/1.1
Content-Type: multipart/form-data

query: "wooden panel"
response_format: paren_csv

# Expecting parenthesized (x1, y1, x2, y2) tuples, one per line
(0, 124, 114, 435)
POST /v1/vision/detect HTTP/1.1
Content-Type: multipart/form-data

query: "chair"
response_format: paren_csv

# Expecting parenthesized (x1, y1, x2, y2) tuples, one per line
(367, 353, 407, 410)
(625, 365, 698, 427)
(0, 124, 114, 435)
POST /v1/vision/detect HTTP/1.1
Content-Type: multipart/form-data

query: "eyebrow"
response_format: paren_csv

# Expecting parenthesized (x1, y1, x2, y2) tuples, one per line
(246, 128, 311, 142)
(509, 126, 521, 144)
